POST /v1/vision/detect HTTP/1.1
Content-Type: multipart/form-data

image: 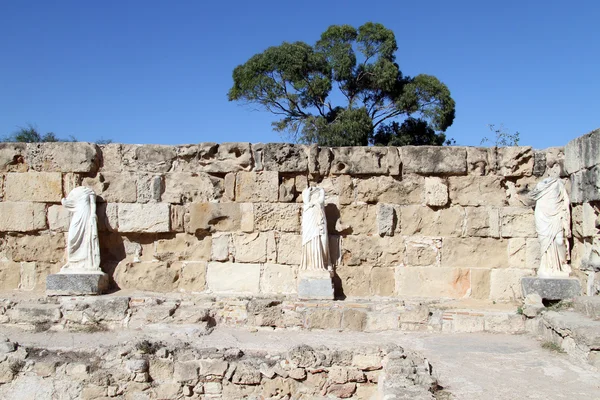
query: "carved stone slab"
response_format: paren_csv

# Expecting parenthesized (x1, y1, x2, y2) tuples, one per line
(521, 277, 581, 301)
(46, 273, 109, 296)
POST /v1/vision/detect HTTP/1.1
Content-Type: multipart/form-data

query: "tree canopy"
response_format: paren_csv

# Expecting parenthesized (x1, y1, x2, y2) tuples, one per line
(228, 22, 455, 146)
(2, 125, 74, 143)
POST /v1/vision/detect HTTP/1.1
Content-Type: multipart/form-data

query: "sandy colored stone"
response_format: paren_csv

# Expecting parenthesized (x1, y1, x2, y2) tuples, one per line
(336, 266, 371, 297)
(19, 261, 38, 290)
(254, 203, 301, 232)
(223, 172, 236, 202)
(175, 142, 253, 173)
(136, 174, 162, 203)
(500, 207, 536, 238)
(466, 147, 496, 175)
(149, 359, 174, 384)
(82, 172, 137, 203)
(400, 205, 464, 236)
(260, 263, 296, 294)
(211, 233, 232, 262)
(62, 173, 81, 198)
(405, 237, 441, 267)
(442, 237, 508, 269)
(276, 233, 301, 265)
(341, 235, 403, 267)
(118, 203, 170, 233)
(377, 203, 395, 236)
(355, 175, 423, 204)
(96, 203, 118, 232)
(526, 238, 541, 270)
(238, 203, 254, 232)
(0, 202, 47, 232)
(186, 202, 241, 233)
(279, 176, 295, 202)
(497, 146, 534, 177)
(236, 171, 279, 202)
(162, 172, 223, 204)
(448, 175, 506, 207)
(206, 262, 261, 293)
(396, 266, 471, 298)
(233, 232, 268, 263)
(470, 268, 491, 300)
(401, 146, 467, 175)
(338, 205, 376, 235)
(330, 147, 400, 175)
(306, 308, 342, 329)
(121, 144, 176, 173)
(0, 261, 21, 290)
(47, 204, 71, 232)
(370, 267, 395, 296)
(4, 172, 62, 202)
(507, 238, 526, 268)
(489, 268, 534, 301)
(26, 142, 99, 173)
(262, 143, 308, 172)
(113, 261, 180, 292)
(337, 174, 354, 205)
(423, 177, 448, 206)
(0, 143, 26, 172)
(154, 233, 211, 261)
(7, 233, 65, 263)
(341, 309, 367, 331)
(464, 207, 500, 238)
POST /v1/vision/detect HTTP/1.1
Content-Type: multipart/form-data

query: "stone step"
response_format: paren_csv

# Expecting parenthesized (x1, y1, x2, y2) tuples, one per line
(573, 296, 600, 320)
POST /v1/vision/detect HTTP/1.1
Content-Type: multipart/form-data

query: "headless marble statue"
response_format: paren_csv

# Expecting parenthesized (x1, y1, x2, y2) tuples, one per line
(60, 186, 101, 274)
(300, 187, 331, 271)
(530, 178, 571, 278)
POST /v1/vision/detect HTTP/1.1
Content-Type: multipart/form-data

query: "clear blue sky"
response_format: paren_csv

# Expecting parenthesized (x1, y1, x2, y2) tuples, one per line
(1, 1, 598, 148)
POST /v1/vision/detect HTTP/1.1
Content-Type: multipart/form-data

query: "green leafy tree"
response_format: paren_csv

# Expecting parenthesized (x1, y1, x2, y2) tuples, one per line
(3, 124, 74, 142)
(228, 22, 455, 146)
(480, 124, 520, 146)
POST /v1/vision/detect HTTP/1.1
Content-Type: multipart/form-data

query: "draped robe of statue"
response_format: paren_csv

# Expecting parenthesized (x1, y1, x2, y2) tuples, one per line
(301, 187, 331, 271)
(60, 186, 101, 274)
(530, 178, 571, 278)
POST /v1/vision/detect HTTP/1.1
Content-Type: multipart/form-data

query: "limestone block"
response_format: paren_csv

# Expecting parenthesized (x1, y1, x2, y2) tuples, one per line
(298, 270, 334, 300)
(113, 261, 180, 292)
(0, 202, 47, 232)
(377, 203, 396, 236)
(448, 175, 506, 206)
(26, 142, 99, 173)
(82, 172, 137, 203)
(236, 171, 279, 202)
(401, 146, 466, 175)
(464, 207, 500, 237)
(526, 238, 541, 269)
(262, 143, 308, 172)
(330, 147, 400, 175)
(335, 265, 371, 297)
(46, 273, 109, 296)
(295, 175, 308, 201)
(442, 238, 508, 269)
(306, 308, 342, 329)
(570, 166, 600, 204)
(47, 204, 71, 231)
(466, 147, 496, 175)
(19, 261, 37, 290)
(355, 175, 423, 204)
(224, 172, 236, 201)
(118, 203, 170, 232)
(9, 303, 61, 324)
(507, 238, 526, 268)
(136, 174, 163, 203)
(399, 205, 464, 236)
(341, 309, 367, 331)
(173, 261, 207, 292)
(252, 143, 264, 171)
(500, 207, 536, 238)
(423, 177, 448, 206)
(154, 233, 211, 261)
(206, 262, 261, 293)
(177, 142, 253, 173)
(0, 261, 20, 290)
(0, 143, 27, 172)
(7, 233, 65, 263)
(96, 203, 118, 232)
(339, 205, 376, 235)
(405, 237, 441, 267)
(276, 233, 301, 265)
(470, 268, 491, 300)
(564, 128, 600, 174)
(521, 277, 581, 300)
(211, 233, 232, 262)
(255, 203, 301, 232)
(370, 267, 395, 296)
(396, 266, 471, 298)
(186, 202, 241, 233)
(260, 263, 296, 294)
(233, 232, 268, 263)
(121, 144, 176, 173)
(279, 176, 295, 202)
(307, 144, 332, 176)
(497, 146, 534, 177)
(4, 172, 62, 202)
(533, 150, 547, 177)
(365, 313, 398, 332)
(174, 361, 199, 382)
(341, 235, 403, 267)
(489, 268, 533, 301)
(336, 175, 354, 205)
(162, 173, 223, 204)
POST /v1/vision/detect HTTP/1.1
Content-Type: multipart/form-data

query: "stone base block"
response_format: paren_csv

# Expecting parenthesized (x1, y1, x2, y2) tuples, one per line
(46, 273, 109, 296)
(298, 270, 334, 300)
(521, 277, 581, 301)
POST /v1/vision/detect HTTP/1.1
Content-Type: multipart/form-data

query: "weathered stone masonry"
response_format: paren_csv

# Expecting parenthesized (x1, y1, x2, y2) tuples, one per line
(0, 139, 579, 301)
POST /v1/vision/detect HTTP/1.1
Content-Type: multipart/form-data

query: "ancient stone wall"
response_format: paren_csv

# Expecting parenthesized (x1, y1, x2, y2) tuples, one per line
(0, 141, 568, 301)
(566, 129, 600, 295)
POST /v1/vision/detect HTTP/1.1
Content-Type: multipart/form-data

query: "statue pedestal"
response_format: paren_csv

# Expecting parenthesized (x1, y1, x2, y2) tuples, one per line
(521, 277, 581, 301)
(46, 273, 109, 296)
(297, 270, 334, 300)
